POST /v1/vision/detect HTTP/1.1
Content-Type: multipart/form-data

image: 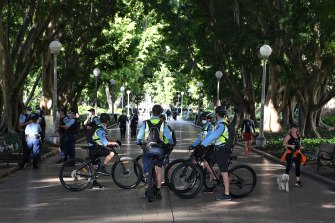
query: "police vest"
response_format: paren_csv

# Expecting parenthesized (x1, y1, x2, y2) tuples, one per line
(214, 120, 229, 146)
(201, 123, 212, 140)
(67, 118, 79, 135)
(59, 116, 67, 134)
(91, 125, 105, 145)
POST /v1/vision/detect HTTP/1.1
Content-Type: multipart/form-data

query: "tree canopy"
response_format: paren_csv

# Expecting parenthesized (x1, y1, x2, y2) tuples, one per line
(0, 0, 335, 137)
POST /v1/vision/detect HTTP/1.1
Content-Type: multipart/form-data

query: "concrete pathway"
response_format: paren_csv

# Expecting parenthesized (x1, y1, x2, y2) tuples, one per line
(0, 118, 334, 223)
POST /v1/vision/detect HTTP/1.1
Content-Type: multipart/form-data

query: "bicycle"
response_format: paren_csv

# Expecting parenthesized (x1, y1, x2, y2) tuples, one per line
(135, 146, 181, 188)
(59, 145, 142, 191)
(146, 156, 160, 202)
(170, 146, 257, 199)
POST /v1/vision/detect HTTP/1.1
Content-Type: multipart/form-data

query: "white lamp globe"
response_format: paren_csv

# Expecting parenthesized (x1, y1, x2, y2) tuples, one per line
(260, 45, 272, 58)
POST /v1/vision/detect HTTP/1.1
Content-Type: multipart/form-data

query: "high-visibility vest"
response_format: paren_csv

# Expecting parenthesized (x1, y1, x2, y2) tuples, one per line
(214, 120, 229, 146)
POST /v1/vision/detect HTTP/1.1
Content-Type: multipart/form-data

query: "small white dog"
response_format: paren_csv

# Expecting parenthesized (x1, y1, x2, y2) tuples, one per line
(277, 174, 289, 192)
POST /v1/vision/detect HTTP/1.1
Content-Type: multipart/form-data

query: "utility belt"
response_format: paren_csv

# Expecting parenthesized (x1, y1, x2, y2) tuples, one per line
(214, 144, 231, 154)
(26, 134, 40, 140)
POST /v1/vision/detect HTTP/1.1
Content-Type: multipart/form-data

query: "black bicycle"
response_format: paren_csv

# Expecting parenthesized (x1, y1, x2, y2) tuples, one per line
(135, 146, 174, 186)
(170, 147, 257, 199)
(146, 156, 160, 202)
(59, 145, 142, 191)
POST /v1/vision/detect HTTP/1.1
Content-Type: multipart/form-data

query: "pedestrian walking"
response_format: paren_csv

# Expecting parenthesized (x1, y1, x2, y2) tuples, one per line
(130, 112, 139, 138)
(281, 124, 307, 187)
(19, 106, 33, 153)
(19, 113, 42, 169)
(118, 111, 128, 139)
(240, 113, 256, 155)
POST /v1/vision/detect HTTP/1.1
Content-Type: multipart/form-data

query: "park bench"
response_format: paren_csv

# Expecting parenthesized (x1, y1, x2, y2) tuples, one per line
(0, 136, 21, 166)
(315, 143, 335, 171)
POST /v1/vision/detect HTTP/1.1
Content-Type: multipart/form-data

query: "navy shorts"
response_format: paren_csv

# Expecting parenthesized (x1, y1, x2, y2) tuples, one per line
(208, 149, 230, 172)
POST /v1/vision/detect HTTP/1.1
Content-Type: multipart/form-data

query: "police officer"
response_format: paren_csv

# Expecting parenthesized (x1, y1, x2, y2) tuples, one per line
(89, 113, 120, 189)
(191, 112, 214, 148)
(35, 106, 46, 143)
(20, 113, 42, 169)
(19, 106, 33, 152)
(84, 108, 99, 130)
(60, 109, 78, 162)
(137, 105, 173, 199)
(56, 108, 77, 163)
(200, 106, 232, 201)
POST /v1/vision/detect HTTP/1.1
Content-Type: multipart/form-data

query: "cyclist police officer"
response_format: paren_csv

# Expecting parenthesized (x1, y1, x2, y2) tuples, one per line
(200, 106, 232, 201)
(191, 112, 214, 147)
(137, 104, 174, 199)
(89, 113, 120, 189)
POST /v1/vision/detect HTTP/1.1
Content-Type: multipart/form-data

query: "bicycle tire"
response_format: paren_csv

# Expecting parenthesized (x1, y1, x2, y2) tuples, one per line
(135, 154, 145, 183)
(111, 157, 142, 189)
(203, 163, 220, 190)
(171, 162, 203, 199)
(229, 164, 257, 198)
(147, 162, 154, 202)
(164, 158, 187, 190)
(59, 158, 93, 192)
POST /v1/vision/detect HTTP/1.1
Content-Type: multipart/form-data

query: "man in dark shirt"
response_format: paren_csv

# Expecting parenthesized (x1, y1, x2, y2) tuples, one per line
(118, 111, 128, 139)
(240, 113, 256, 155)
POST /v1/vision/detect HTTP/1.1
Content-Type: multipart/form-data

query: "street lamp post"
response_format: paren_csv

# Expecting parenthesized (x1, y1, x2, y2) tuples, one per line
(49, 40, 62, 136)
(255, 44, 272, 148)
(93, 68, 100, 115)
(126, 90, 131, 116)
(120, 85, 125, 111)
(197, 82, 203, 124)
(110, 79, 116, 115)
(215, 71, 223, 106)
(180, 91, 184, 118)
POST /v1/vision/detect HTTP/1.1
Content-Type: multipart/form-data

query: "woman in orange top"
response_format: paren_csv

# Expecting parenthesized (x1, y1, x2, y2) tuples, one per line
(281, 123, 306, 187)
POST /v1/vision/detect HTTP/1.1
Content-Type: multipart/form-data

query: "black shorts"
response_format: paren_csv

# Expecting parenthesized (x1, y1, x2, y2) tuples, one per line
(208, 149, 230, 172)
(89, 145, 111, 165)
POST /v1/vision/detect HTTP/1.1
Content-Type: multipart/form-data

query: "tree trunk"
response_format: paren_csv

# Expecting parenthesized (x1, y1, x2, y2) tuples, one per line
(105, 83, 113, 112)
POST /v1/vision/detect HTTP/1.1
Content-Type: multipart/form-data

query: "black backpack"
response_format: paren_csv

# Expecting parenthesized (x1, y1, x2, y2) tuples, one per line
(145, 120, 165, 148)
(222, 121, 237, 152)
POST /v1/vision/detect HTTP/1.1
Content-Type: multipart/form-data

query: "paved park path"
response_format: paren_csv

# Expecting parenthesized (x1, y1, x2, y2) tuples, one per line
(0, 118, 334, 223)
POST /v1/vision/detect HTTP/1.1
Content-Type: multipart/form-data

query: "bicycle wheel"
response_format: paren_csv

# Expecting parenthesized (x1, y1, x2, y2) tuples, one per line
(203, 163, 220, 190)
(147, 163, 154, 202)
(171, 162, 203, 199)
(135, 154, 145, 183)
(111, 157, 142, 189)
(229, 164, 257, 198)
(59, 158, 93, 192)
(164, 158, 187, 190)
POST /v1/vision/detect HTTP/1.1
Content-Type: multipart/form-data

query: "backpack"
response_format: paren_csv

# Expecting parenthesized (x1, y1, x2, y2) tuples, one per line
(222, 121, 237, 152)
(145, 120, 165, 148)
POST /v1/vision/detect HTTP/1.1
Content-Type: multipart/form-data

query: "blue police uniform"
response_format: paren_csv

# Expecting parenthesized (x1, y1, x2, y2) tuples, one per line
(23, 120, 42, 168)
(137, 116, 173, 174)
(63, 116, 76, 160)
(19, 111, 32, 151)
(192, 122, 213, 147)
